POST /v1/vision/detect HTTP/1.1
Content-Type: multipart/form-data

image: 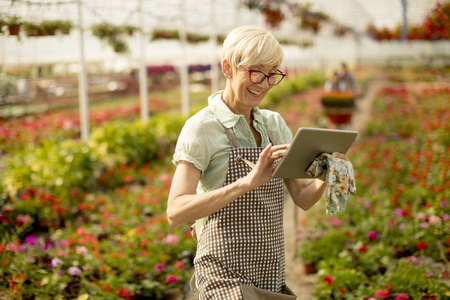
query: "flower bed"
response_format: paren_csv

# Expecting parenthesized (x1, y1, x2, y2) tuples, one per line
(0, 113, 197, 298)
(298, 84, 450, 299)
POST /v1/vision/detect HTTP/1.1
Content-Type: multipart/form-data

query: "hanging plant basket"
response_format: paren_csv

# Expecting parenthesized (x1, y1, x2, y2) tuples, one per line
(8, 24, 20, 36)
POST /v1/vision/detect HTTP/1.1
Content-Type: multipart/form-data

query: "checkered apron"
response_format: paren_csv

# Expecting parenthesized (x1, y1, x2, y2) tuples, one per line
(194, 126, 286, 300)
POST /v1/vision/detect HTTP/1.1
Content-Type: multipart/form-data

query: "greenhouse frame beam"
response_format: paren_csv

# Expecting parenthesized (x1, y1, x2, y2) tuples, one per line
(77, 0, 89, 142)
(138, 0, 149, 122)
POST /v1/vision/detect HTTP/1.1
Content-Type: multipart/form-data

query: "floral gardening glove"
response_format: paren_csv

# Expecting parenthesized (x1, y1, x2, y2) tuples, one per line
(306, 153, 356, 216)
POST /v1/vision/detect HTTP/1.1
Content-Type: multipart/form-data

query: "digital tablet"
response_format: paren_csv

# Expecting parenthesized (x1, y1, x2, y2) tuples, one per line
(272, 127, 358, 179)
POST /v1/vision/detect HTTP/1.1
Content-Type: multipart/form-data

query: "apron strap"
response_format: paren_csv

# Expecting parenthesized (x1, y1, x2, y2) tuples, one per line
(224, 127, 239, 149)
(263, 124, 278, 146)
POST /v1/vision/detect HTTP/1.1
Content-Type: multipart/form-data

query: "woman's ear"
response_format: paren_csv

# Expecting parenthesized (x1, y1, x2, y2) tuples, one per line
(222, 60, 232, 79)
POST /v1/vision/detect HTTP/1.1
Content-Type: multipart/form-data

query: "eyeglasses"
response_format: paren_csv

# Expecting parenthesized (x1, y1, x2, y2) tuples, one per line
(238, 64, 286, 86)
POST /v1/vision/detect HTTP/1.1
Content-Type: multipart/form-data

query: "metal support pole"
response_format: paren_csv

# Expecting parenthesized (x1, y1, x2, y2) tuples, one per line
(210, 0, 219, 93)
(179, 0, 189, 118)
(138, 0, 149, 122)
(77, 0, 89, 142)
(401, 0, 408, 41)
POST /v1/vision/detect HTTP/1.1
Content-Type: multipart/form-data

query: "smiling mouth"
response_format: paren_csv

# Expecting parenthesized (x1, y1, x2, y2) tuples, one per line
(248, 88, 263, 96)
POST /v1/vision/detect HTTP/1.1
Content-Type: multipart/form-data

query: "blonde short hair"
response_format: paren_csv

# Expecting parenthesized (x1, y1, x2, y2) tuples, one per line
(221, 26, 283, 70)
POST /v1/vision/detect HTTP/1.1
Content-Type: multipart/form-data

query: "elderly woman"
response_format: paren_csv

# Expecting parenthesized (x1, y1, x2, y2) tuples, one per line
(167, 26, 346, 299)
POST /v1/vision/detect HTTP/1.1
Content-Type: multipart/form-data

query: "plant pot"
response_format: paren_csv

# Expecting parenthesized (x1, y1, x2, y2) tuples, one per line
(326, 112, 353, 124)
(8, 25, 20, 36)
(163, 287, 182, 300)
(303, 262, 318, 274)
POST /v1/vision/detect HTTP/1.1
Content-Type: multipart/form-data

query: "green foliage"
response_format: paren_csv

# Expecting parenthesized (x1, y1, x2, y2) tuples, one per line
(299, 230, 346, 264)
(265, 71, 325, 105)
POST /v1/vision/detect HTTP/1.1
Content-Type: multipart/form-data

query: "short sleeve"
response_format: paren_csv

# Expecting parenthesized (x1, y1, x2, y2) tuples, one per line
(172, 118, 211, 176)
(262, 110, 293, 145)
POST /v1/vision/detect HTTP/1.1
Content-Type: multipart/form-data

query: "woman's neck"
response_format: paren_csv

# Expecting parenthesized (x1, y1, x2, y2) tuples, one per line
(221, 90, 252, 122)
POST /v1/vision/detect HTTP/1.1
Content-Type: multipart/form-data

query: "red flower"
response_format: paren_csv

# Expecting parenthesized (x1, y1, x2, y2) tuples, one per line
(416, 241, 428, 250)
(116, 287, 132, 298)
(322, 275, 334, 285)
(374, 289, 390, 299)
(443, 273, 449, 277)
(358, 245, 367, 252)
(384, 284, 393, 292)
(339, 287, 346, 294)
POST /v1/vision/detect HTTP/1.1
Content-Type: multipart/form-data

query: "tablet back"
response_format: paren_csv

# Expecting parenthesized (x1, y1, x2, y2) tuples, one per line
(272, 127, 358, 179)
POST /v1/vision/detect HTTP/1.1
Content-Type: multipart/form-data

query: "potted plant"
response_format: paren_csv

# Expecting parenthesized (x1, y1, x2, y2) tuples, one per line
(6, 16, 22, 36)
(122, 24, 138, 36)
(22, 21, 40, 37)
(56, 20, 72, 35)
(40, 20, 58, 36)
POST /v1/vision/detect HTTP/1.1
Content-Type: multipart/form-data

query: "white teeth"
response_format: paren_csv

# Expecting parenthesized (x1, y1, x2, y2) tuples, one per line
(248, 89, 262, 95)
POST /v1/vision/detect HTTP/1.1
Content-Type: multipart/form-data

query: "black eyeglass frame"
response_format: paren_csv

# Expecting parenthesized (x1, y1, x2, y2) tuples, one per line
(238, 64, 286, 86)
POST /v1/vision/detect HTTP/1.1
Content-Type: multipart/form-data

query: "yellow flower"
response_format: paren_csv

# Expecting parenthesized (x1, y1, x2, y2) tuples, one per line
(76, 294, 89, 300)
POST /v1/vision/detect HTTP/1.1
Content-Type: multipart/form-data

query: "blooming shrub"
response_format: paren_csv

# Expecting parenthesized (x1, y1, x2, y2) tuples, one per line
(301, 84, 450, 299)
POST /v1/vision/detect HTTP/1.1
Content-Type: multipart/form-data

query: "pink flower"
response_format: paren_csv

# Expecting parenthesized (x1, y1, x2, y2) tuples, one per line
(331, 218, 341, 226)
(164, 234, 180, 244)
(416, 212, 426, 221)
(443, 214, 449, 221)
(367, 230, 378, 241)
(154, 263, 165, 271)
(15, 214, 31, 227)
(68, 266, 82, 276)
(429, 216, 441, 224)
(76, 246, 88, 255)
(393, 208, 403, 216)
(394, 293, 410, 300)
(51, 257, 64, 268)
(374, 289, 389, 298)
(440, 199, 448, 207)
(166, 275, 178, 284)
(406, 256, 418, 264)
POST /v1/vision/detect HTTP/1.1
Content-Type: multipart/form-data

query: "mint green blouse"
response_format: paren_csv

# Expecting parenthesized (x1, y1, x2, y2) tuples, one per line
(172, 91, 293, 236)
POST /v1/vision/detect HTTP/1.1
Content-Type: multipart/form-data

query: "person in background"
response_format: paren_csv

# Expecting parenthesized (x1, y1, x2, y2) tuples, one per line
(324, 71, 341, 92)
(167, 25, 351, 299)
(338, 62, 357, 96)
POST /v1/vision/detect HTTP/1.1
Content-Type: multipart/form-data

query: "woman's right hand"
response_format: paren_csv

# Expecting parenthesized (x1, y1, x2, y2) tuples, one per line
(242, 144, 288, 190)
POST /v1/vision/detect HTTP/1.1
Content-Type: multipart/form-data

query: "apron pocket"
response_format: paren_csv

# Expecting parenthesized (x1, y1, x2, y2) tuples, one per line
(240, 285, 297, 299)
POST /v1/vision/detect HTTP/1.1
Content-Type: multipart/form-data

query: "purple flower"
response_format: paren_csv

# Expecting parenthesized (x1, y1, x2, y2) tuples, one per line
(57, 240, 68, 247)
(45, 242, 55, 250)
(24, 235, 38, 246)
(68, 266, 82, 276)
(440, 199, 448, 207)
(367, 230, 378, 241)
